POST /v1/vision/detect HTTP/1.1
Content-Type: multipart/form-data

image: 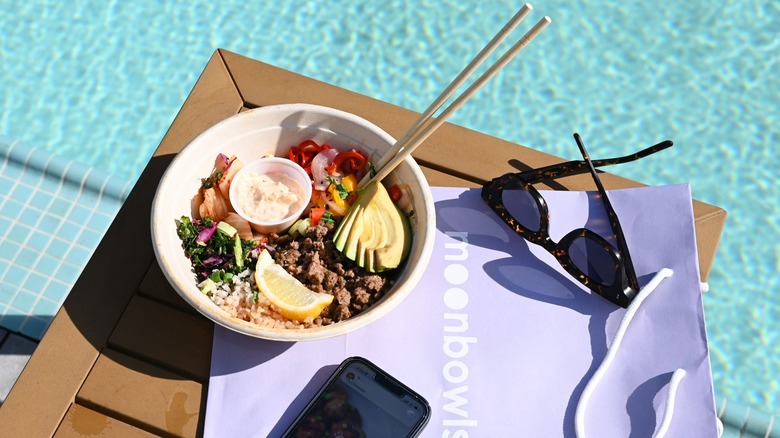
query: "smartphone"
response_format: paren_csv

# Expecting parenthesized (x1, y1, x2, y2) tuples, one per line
(281, 356, 431, 438)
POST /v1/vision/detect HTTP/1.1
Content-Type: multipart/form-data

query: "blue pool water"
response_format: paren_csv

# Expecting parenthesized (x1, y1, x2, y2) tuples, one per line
(2, 0, 778, 416)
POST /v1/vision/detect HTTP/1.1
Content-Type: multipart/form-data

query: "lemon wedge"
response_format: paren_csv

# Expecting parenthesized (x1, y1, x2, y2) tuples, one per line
(254, 249, 334, 321)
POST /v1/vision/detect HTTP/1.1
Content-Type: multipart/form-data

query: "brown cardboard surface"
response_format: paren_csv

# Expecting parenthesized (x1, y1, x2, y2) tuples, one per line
(76, 350, 204, 437)
(108, 295, 212, 381)
(138, 260, 201, 314)
(55, 404, 157, 438)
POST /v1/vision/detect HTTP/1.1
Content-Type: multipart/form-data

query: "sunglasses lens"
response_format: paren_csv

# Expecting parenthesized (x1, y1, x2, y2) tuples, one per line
(568, 235, 618, 287)
(501, 181, 542, 232)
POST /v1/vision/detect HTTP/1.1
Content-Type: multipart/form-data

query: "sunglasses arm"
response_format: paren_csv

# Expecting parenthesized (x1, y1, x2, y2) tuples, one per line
(514, 140, 673, 185)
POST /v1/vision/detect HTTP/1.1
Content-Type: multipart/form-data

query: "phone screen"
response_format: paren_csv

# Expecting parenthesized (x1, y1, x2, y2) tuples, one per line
(282, 356, 430, 438)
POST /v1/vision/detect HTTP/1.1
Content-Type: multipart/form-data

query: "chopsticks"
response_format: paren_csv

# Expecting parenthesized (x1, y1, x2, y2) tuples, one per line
(358, 4, 551, 188)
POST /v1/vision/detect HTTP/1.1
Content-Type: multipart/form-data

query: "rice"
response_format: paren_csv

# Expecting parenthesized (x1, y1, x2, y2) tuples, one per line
(207, 268, 314, 330)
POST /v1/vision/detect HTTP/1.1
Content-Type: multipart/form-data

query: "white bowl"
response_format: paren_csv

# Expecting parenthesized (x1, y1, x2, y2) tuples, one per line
(229, 157, 312, 234)
(151, 104, 436, 341)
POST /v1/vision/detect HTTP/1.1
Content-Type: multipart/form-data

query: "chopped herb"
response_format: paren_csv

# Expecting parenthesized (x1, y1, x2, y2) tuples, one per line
(320, 211, 336, 226)
(201, 170, 223, 189)
(368, 161, 376, 178)
(176, 215, 258, 279)
(328, 177, 349, 199)
(209, 269, 234, 283)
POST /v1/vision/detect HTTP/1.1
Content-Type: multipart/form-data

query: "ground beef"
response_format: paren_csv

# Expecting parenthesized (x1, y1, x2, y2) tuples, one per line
(270, 222, 394, 323)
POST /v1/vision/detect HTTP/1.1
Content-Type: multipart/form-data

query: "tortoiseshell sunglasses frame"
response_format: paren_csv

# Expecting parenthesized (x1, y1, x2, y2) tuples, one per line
(481, 133, 673, 307)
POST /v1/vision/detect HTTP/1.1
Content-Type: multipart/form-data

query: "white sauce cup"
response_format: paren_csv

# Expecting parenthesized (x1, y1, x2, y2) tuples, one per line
(229, 157, 312, 234)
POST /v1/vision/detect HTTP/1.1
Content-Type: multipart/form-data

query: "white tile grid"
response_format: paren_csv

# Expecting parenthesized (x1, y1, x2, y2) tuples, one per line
(0, 140, 121, 339)
(0, 139, 127, 407)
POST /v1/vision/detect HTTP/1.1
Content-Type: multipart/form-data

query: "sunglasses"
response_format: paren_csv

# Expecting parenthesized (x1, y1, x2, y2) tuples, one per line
(481, 133, 673, 307)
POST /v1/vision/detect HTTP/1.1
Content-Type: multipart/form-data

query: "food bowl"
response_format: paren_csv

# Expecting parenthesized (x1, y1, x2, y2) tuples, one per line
(228, 157, 312, 234)
(151, 103, 436, 341)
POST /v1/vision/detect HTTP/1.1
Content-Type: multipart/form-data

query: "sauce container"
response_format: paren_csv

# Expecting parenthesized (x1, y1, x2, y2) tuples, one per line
(229, 157, 312, 234)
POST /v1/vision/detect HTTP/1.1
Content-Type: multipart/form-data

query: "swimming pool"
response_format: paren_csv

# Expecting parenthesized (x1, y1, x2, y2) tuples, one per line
(2, 0, 778, 417)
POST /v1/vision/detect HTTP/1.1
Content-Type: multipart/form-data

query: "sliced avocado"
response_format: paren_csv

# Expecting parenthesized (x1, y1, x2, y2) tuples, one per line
(336, 181, 379, 266)
(353, 206, 371, 267)
(333, 181, 411, 272)
(354, 219, 368, 268)
(333, 200, 359, 248)
(342, 205, 365, 261)
(355, 203, 381, 268)
(372, 200, 412, 271)
(357, 203, 387, 269)
(335, 201, 363, 252)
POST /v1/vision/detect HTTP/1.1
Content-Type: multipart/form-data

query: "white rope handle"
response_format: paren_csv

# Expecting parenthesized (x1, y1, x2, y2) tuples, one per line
(575, 268, 685, 438)
(654, 368, 687, 437)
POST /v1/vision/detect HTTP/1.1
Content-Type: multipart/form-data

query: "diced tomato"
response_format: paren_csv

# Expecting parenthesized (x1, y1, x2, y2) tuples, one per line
(310, 207, 326, 226)
(388, 184, 402, 202)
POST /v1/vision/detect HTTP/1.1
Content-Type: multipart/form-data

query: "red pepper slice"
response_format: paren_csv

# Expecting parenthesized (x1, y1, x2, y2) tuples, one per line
(325, 162, 339, 175)
(310, 207, 326, 226)
(297, 140, 321, 154)
(333, 150, 367, 174)
(288, 140, 340, 177)
(288, 147, 300, 163)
